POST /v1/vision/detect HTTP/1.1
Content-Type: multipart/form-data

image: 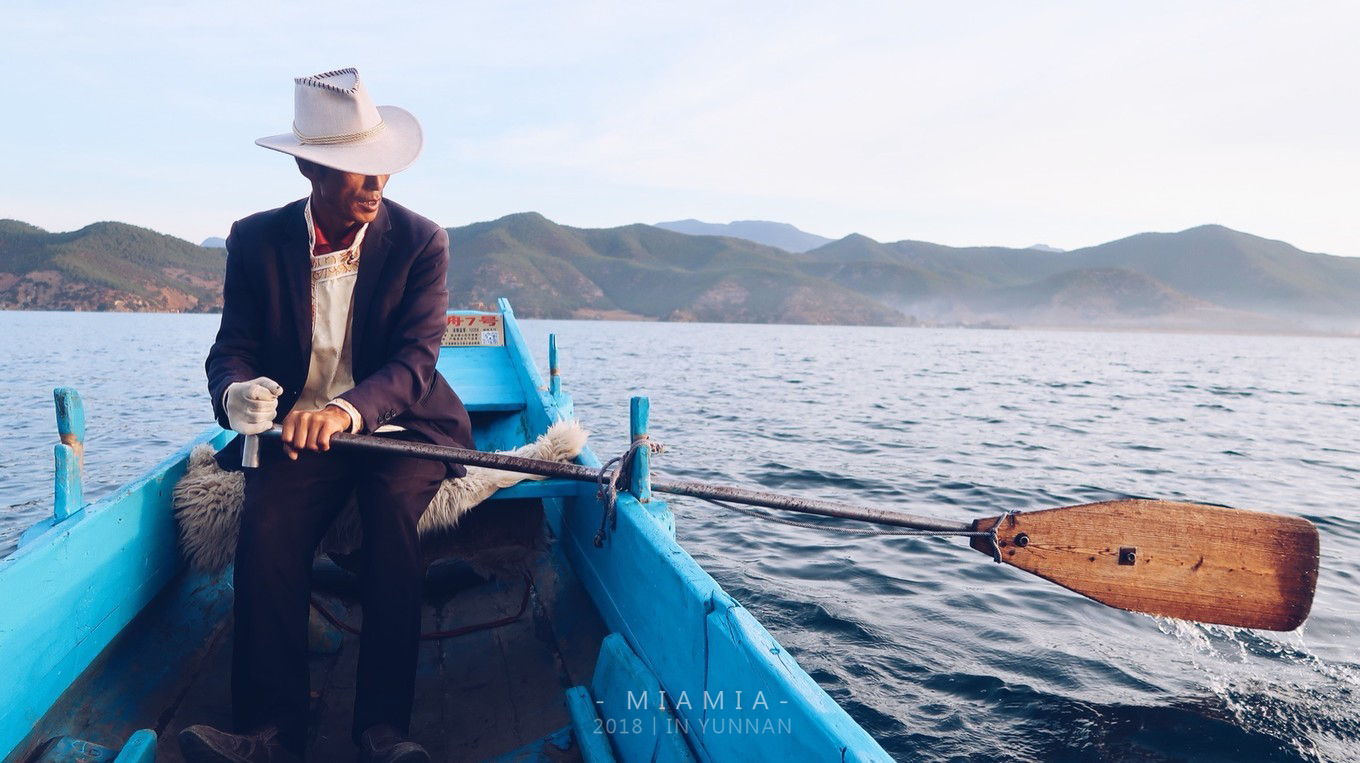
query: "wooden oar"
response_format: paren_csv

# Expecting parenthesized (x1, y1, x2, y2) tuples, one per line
(257, 429, 1320, 631)
(969, 501, 1318, 631)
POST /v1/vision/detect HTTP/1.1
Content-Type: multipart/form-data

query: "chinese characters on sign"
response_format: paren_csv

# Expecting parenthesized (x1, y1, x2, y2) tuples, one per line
(440, 314, 505, 347)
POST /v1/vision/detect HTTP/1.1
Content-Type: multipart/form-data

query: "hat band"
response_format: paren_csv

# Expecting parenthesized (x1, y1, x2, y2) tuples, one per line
(292, 119, 388, 146)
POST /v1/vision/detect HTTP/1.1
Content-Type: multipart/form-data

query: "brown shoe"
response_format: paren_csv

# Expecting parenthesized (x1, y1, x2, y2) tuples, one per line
(178, 724, 298, 763)
(358, 724, 429, 763)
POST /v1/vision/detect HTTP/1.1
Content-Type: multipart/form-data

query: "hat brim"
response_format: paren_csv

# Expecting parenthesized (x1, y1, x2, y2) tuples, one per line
(255, 105, 422, 176)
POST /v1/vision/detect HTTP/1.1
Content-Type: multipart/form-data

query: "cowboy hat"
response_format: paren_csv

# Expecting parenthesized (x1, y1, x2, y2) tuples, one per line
(255, 68, 422, 176)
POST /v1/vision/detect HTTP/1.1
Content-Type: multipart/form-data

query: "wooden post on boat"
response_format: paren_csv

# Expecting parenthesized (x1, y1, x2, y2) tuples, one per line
(630, 396, 652, 503)
(549, 334, 562, 402)
(54, 387, 85, 474)
(52, 387, 85, 521)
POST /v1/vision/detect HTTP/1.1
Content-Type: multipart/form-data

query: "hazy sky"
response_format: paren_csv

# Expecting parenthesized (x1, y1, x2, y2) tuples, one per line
(5, 1, 1357, 255)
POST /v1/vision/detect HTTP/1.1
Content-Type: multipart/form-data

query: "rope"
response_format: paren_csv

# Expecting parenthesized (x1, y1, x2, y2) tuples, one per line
(293, 120, 388, 145)
(308, 571, 533, 642)
(986, 511, 1013, 563)
(594, 434, 665, 547)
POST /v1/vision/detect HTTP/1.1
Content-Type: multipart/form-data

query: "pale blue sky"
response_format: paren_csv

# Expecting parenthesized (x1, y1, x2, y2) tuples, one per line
(4, 1, 1357, 254)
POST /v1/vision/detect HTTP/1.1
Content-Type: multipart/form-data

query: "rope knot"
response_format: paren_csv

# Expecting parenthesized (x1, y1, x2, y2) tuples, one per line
(593, 437, 665, 547)
(988, 511, 1014, 563)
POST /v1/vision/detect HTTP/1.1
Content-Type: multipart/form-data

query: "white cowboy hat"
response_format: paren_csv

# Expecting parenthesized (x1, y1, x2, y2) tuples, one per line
(255, 68, 422, 176)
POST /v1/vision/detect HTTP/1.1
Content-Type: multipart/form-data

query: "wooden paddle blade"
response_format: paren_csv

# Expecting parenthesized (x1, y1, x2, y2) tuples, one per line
(968, 500, 1319, 631)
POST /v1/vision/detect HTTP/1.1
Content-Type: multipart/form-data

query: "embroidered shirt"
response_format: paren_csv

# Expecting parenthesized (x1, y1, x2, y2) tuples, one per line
(296, 199, 403, 434)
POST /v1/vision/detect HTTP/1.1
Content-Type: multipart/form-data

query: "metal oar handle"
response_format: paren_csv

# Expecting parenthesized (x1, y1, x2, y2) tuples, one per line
(242, 433, 261, 468)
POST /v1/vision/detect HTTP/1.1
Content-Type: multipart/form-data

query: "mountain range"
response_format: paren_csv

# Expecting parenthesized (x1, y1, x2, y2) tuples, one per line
(654, 219, 834, 253)
(0, 219, 225, 312)
(2, 214, 1358, 334)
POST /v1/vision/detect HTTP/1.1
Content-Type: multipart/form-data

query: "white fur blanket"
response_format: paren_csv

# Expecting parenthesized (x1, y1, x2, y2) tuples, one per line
(172, 420, 588, 573)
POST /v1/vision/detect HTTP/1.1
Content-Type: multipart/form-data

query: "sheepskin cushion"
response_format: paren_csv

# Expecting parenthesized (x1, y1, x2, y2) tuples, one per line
(173, 420, 589, 573)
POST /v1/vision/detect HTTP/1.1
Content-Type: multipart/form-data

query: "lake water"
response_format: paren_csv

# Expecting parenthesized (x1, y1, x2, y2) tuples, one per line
(2, 311, 1357, 761)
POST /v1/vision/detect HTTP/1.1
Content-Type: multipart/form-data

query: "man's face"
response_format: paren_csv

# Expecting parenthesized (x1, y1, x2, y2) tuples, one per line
(300, 161, 390, 230)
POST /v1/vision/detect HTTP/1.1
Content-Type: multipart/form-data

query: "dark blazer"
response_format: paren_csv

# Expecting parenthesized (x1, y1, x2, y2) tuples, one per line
(206, 197, 472, 475)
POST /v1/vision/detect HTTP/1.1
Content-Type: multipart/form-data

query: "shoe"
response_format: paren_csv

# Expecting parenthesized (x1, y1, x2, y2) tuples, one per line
(178, 724, 297, 763)
(358, 724, 429, 763)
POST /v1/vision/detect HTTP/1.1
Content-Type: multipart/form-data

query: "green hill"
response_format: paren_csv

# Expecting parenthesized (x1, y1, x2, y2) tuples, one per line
(0, 220, 225, 312)
(804, 234, 1077, 289)
(446, 213, 910, 325)
(4, 214, 1359, 332)
(801, 225, 1360, 331)
(1074, 225, 1360, 318)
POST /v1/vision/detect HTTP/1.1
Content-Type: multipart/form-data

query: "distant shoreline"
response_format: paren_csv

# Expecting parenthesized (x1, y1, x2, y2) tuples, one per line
(3, 308, 1356, 339)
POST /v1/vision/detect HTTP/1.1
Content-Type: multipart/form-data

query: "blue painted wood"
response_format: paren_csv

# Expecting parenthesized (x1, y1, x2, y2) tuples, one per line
(548, 452, 890, 760)
(468, 411, 532, 454)
(436, 306, 571, 433)
(628, 398, 651, 503)
(53, 387, 87, 522)
(16, 518, 59, 549)
(26, 736, 116, 762)
(111, 730, 156, 762)
(484, 726, 577, 763)
(555, 391, 575, 422)
(0, 426, 233, 761)
(18, 733, 150, 763)
(52, 388, 85, 450)
(10, 566, 233, 762)
(496, 301, 561, 438)
(548, 482, 713, 747)
(588, 634, 695, 763)
(564, 686, 618, 763)
(702, 595, 887, 761)
(549, 334, 562, 402)
(52, 445, 83, 522)
(487, 479, 581, 501)
(435, 346, 527, 413)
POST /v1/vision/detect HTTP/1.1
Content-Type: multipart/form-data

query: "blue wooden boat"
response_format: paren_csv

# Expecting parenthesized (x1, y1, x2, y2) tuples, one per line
(0, 299, 891, 762)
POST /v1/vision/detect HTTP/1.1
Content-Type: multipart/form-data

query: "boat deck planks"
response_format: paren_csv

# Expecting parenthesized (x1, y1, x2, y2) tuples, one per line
(155, 622, 235, 763)
(145, 537, 604, 762)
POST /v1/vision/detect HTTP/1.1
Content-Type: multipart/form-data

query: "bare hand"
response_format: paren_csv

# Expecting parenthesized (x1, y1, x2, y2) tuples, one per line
(280, 406, 353, 460)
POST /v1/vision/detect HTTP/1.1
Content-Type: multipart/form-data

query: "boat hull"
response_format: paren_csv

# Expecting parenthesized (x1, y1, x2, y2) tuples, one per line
(0, 300, 891, 762)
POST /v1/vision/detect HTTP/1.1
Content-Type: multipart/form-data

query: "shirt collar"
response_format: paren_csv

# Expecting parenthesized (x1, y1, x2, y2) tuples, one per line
(304, 197, 369, 256)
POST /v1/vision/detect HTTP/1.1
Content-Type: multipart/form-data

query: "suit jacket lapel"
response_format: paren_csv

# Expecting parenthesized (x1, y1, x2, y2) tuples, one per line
(351, 202, 392, 362)
(280, 198, 313, 365)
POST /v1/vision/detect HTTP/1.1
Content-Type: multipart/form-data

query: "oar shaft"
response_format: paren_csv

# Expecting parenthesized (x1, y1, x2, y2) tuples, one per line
(258, 429, 970, 533)
(648, 477, 971, 532)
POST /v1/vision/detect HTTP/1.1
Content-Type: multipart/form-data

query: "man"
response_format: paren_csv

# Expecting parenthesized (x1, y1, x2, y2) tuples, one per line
(179, 68, 471, 763)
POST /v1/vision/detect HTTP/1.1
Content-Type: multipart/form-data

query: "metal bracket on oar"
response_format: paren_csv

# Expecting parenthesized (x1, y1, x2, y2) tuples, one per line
(253, 428, 1321, 632)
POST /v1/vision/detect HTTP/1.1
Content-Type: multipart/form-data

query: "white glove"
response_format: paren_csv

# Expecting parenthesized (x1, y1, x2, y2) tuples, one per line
(225, 377, 284, 435)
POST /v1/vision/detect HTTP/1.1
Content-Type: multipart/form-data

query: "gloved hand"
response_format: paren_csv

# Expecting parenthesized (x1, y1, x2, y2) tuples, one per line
(225, 377, 284, 435)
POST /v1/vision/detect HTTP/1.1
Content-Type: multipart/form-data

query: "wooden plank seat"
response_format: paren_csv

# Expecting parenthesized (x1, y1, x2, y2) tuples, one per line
(436, 347, 527, 413)
(486, 478, 580, 502)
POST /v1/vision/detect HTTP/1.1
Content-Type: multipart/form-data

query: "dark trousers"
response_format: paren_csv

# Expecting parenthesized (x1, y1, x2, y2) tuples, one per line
(230, 434, 445, 755)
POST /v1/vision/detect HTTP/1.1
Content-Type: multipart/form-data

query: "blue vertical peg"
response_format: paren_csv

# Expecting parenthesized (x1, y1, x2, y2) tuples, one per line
(54, 387, 86, 472)
(54, 445, 83, 522)
(629, 396, 652, 503)
(53, 388, 86, 521)
(549, 334, 562, 401)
